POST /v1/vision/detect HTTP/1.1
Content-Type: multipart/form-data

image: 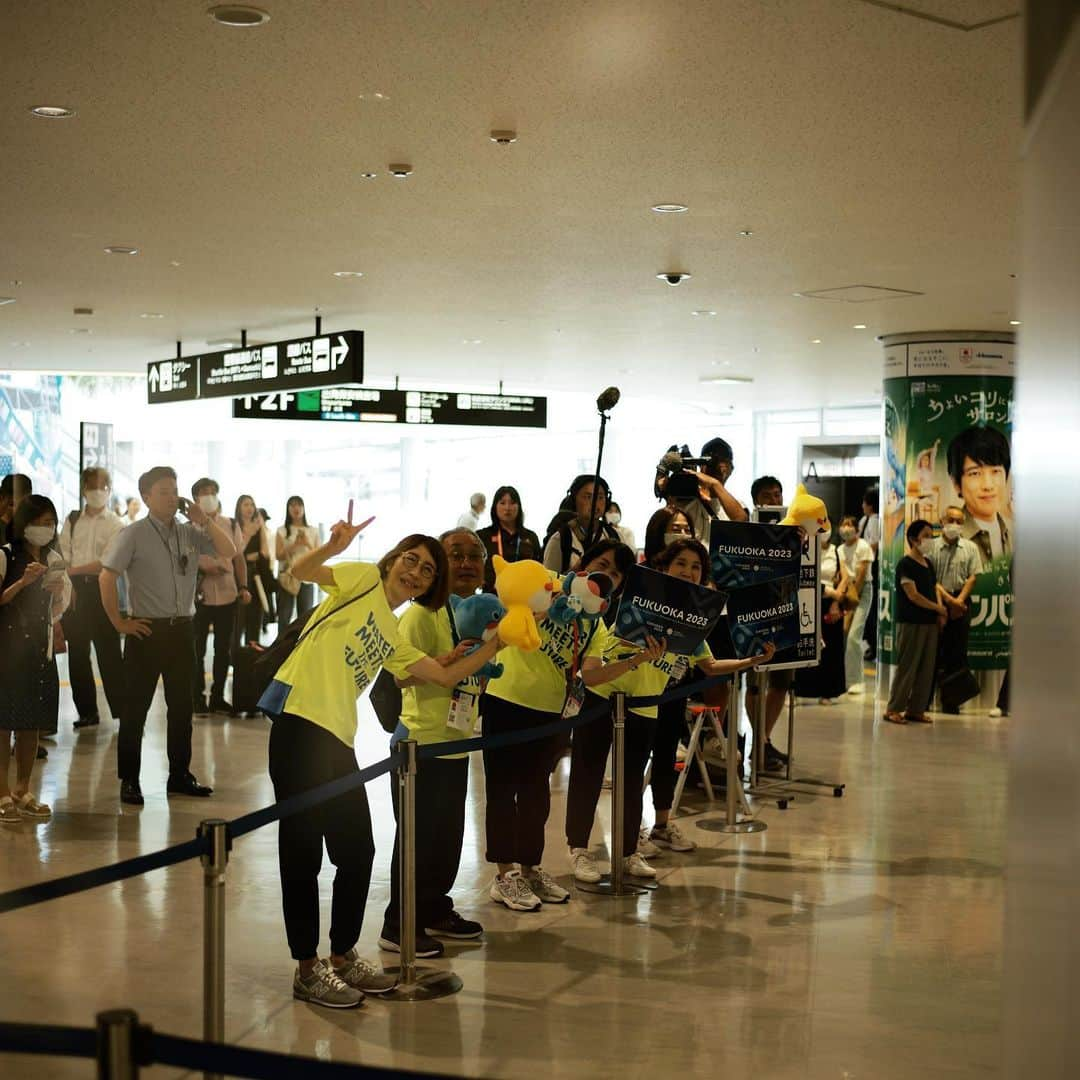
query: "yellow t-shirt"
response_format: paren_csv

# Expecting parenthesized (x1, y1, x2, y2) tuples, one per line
(397, 602, 483, 760)
(589, 622, 714, 719)
(488, 608, 608, 714)
(261, 562, 426, 746)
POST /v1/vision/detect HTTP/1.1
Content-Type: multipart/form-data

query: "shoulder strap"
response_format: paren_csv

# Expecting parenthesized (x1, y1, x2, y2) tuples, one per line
(295, 580, 379, 649)
(67, 509, 81, 531)
(445, 600, 461, 647)
(557, 524, 574, 573)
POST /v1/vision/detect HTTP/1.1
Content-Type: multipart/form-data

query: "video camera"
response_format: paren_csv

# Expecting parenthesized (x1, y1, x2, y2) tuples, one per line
(654, 444, 711, 500)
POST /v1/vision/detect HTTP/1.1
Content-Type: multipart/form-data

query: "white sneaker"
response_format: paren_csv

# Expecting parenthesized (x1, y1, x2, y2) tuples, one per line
(570, 847, 602, 883)
(489, 870, 542, 912)
(650, 821, 696, 852)
(847, 684, 865, 696)
(624, 852, 658, 879)
(637, 828, 661, 857)
(988, 707, 1005, 718)
(525, 865, 570, 904)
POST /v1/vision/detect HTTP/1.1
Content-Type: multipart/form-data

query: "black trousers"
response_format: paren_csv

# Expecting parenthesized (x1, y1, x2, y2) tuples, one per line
(268, 712, 375, 960)
(62, 576, 124, 721)
(276, 582, 315, 630)
(864, 559, 880, 659)
(482, 696, 559, 867)
(649, 696, 687, 813)
(117, 620, 195, 782)
(192, 601, 236, 704)
(383, 756, 468, 933)
(937, 610, 971, 681)
(240, 590, 263, 646)
(565, 692, 656, 857)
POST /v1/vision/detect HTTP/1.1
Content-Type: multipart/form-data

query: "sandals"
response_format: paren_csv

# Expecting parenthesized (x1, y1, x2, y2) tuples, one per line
(13, 793, 51, 820)
(905, 713, 933, 724)
(882, 712, 907, 725)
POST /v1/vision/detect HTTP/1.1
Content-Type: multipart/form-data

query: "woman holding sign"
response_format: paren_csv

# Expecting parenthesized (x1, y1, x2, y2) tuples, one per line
(568, 539, 774, 880)
(258, 508, 504, 1011)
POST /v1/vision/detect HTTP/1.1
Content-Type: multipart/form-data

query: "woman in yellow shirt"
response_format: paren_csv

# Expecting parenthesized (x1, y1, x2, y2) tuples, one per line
(260, 514, 502, 1011)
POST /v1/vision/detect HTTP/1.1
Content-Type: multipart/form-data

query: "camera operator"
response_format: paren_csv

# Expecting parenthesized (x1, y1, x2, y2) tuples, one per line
(654, 438, 748, 550)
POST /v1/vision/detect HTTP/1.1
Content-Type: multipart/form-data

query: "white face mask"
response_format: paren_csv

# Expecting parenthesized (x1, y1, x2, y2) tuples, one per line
(839, 526, 857, 541)
(942, 524, 962, 541)
(607, 512, 621, 526)
(24, 525, 55, 548)
(664, 531, 689, 548)
(84, 489, 109, 510)
(198, 495, 219, 514)
(917, 539, 935, 557)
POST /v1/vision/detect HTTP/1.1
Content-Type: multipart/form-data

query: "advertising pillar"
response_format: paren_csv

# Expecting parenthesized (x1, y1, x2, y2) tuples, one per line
(879, 332, 1015, 706)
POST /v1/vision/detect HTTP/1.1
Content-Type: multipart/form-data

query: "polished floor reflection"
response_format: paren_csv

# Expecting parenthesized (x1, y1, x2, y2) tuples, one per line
(0, 678, 1006, 1079)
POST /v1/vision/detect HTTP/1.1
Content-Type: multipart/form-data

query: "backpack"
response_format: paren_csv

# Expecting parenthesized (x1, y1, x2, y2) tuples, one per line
(552, 521, 620, 573)
(252, 581, 378, 703)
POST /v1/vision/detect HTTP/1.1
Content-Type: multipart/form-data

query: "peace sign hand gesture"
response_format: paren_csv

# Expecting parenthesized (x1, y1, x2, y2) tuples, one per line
(325, 505, 375, 557)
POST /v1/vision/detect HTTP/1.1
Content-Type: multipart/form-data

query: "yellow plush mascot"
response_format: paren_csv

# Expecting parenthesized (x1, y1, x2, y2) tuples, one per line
(780, 484, 831, 535)
(490, 556, 556, 652)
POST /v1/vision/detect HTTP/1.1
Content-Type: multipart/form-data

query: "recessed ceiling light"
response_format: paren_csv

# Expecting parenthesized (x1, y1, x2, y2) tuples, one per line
(490, 130, 518, 144)
(463, 338, 482, 345)
(359, 172, 378, 180)
(104, 245, 138, 256)
(169, 260, 182, 268)
(811, 338, 822, 344)
(651, 204, 688, 214)
(853, 324, 867, 330)
(207, 5, 270, 27)
(1009, 320, 1021, 326)
(140, 312, 165, 319)
(333, 271, 364, 278)
(10, 341, 31, 348)
(700, 374, 754, 385)
(692, 310, 717, 317)
(0, 297, 15, 306)
(738, 229, 753, 237)
(69, 328, 92, 335)
(30, 105, 76, 119)
(358, 92, 389, 101)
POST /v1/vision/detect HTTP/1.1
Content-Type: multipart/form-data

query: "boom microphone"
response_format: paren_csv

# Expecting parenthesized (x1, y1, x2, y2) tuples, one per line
(596, 386, 621, 412)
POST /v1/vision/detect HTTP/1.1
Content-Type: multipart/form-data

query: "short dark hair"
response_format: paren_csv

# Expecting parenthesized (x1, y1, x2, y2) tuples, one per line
(862, 486, 879, 513)
(652, 538, 712, 584)
(750, 475, 782, 503)
(840, 514, 859, 530)
(0, 473, 32, 500)
(80, 467, 111, 491)
(138, 466, 177, 498)
(377, 533, 450, 610)
(701, 437, 734, 463)
(947, 425, 1011, 486)
(643, 506, 695, 563)
(490, 485, 525, 531)
(906, 518, 933, 545)
(578, 539, 636, 582)
(191, 477, 219, 498)
(13, 494, 59, 552)
(566, 474, 611, 506)
(439, 527, 487, 560)
(284, 495, 309, 536)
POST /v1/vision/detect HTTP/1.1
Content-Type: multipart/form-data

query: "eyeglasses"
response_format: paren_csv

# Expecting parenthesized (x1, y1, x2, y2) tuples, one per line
(400, 551, 437, 581)
(447, 548, 486, 564)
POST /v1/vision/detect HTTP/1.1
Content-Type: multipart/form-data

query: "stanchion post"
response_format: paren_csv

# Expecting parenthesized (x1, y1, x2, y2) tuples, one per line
(382, 739, 463, 1000)
(198, 819, 228, 1080)
(785, 690, 795, 782)
(96, 1008, 139, 1080)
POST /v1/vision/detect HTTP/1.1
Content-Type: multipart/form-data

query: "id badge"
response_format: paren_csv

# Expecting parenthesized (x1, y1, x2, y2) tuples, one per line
(562, 674, 587, 719)
(447, 688, 478, 733)
(668, 656, 689, 685)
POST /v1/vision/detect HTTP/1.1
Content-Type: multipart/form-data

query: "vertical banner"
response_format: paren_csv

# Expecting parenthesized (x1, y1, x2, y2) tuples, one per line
(710, 521, 820, 669)
(880, 338, 1014, 671)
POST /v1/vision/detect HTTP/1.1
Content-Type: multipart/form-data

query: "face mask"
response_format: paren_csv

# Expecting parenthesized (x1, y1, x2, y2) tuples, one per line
(84, 490, 109, 510)
(918, 539, 935, 557)
(24, 525, 55, 548)
(664, 532, 688, 548)
(198, 495, 219, 514)
(607, 512, 621, 526)
(839, 526, 856, 541)
(942, 524, 962, 541)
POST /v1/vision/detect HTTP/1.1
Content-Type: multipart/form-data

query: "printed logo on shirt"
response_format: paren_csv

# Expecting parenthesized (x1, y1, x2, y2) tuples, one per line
(344, 610, 394, 692)
(539, 620, 580, 672)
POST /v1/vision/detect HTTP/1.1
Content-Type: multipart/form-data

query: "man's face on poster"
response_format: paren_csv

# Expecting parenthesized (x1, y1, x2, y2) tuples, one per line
(957, 457, 1008, 520)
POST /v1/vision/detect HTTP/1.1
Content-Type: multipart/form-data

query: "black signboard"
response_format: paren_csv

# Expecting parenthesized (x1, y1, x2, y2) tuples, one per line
(231, 385, 547, 428)
(147, 331, 364, 404)
(79, 421, 115, 475)
(613, 564, 728, 656)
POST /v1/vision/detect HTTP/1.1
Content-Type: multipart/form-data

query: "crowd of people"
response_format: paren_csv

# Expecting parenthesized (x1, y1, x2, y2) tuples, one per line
(0, 438, 996, 1008)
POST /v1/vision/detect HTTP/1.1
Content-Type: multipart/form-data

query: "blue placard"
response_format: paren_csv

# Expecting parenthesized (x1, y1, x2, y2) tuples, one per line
(613, 564, 728, 656)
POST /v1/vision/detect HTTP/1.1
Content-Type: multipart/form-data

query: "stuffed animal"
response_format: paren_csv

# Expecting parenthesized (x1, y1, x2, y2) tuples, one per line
(448, 593, 506, 679)
(491, 555, 556, 652)
(780, 484, 831, 535)
(549, 570, 614, 625)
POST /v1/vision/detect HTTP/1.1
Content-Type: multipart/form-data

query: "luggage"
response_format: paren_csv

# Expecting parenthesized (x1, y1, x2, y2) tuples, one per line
(231, 642, 266, 716)
(939, 666, 979, 711)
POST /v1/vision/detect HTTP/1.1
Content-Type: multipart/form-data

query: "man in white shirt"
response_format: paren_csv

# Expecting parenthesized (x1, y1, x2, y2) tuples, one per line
(59, 467, 126, 728)
(457, 492, 486, 531)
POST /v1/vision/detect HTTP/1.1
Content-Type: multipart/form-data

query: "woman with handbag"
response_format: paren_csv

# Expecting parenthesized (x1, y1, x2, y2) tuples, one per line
(795, 532, 850, 704)
(0, 495, 71, 824)
(275, 495, 319, 626)
(257, 511, 504, 1010)
(837, 515, 875, 696)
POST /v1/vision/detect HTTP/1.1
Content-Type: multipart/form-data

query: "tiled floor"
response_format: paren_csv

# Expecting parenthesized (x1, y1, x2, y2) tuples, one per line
(0, 677, 1007, 1078)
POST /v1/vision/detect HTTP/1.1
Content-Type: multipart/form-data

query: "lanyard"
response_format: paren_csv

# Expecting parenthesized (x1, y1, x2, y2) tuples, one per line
(493, 528, 520, 561)
(148, 518, 184, 615)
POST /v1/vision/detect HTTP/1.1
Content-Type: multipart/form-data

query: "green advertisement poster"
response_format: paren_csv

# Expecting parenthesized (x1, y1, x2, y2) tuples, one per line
(879, 341, 1014, 671)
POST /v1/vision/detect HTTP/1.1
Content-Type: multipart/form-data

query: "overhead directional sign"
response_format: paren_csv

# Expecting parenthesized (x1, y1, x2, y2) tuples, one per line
(147, 330, 363, 404)
(232, 386, 547, 428)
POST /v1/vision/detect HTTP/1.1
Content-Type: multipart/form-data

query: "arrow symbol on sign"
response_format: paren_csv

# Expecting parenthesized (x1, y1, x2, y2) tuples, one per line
(149, 365, 160, 391)
(332, 335, 348, 368)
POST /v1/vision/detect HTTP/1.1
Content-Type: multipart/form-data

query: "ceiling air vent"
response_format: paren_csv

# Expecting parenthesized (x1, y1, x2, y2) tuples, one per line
(795, 285, 924, 303)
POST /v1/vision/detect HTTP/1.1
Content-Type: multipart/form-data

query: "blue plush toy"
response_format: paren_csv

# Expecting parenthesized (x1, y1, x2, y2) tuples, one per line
(448, 593, 506, 679)
(549, 570, 614, 626)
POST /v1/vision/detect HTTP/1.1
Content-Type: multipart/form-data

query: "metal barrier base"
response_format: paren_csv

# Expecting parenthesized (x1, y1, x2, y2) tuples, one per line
(575, 875, 656, 895)
(379, 967, 463, 1001)
(695, 816, 768, 834)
